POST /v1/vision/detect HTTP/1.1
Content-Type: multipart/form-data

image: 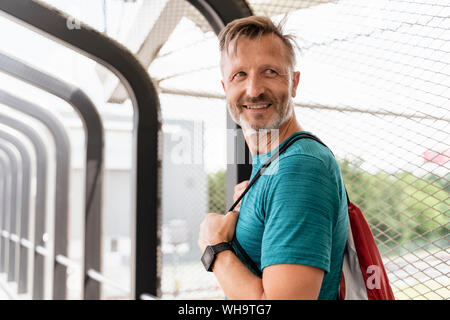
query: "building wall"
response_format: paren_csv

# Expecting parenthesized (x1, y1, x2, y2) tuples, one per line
(67, 119, 207, 264)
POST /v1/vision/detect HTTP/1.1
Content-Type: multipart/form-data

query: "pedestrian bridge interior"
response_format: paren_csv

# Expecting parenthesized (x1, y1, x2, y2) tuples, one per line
(0, 0, 448, 300)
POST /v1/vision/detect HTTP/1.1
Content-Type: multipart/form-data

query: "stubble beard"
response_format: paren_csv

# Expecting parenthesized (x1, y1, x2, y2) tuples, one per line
(228, 95, 294, 135)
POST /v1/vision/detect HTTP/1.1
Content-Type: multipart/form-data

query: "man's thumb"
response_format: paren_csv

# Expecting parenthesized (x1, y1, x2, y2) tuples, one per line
(227, 210, 240, 222)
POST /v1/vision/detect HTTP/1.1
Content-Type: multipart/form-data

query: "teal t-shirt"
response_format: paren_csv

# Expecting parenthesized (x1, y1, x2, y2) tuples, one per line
(233, 131, 348, 300)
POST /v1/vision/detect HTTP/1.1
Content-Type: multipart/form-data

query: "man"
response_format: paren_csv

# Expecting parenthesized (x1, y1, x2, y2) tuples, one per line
(198, 16, 348, 300)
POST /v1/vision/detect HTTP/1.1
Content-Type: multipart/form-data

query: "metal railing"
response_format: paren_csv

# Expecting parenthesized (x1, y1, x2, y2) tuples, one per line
(0, 89, 71, 299)
(0, 131, 32, 293)
(0, 114, 48, 299)
(0, 50, 104, 299)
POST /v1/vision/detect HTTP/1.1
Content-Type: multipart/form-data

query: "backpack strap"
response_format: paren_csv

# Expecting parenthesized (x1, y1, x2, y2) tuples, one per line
(229, 132, 349, 277)
(229, 132, 329, 213)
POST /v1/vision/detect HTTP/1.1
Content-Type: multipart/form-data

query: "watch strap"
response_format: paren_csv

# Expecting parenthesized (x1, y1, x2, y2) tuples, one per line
(211, 242, 234, 255)
(202, 241, 234, 272)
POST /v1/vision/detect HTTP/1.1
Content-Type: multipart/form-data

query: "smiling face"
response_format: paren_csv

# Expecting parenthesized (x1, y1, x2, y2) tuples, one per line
(221, 34, 300, 132)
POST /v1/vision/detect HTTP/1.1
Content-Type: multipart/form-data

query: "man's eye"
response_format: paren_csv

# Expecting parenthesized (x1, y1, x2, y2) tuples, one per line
(234, 71, 246, 78)
(265, 69, 277, 75)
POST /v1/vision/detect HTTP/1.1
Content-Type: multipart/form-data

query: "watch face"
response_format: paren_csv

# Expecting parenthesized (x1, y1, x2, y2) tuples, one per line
(201, 246, 215, 271)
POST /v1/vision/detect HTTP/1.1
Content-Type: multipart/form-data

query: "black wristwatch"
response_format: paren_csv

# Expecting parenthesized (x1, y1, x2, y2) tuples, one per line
(201, 242, 234, 272)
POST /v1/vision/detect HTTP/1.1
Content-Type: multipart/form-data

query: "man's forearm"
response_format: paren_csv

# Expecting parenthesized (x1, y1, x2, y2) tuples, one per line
(212, 250, 265, 300)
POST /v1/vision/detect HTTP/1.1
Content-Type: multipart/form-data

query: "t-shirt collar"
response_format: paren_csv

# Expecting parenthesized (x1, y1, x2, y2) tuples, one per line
(251, 130, 313, 167)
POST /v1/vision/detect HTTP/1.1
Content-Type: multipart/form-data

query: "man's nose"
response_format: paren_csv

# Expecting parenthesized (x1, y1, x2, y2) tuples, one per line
(245, 74, 265, 98)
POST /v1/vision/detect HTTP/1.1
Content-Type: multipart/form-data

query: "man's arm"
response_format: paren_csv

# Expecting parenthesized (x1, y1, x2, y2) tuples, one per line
(211, 250, 264, 299)
(198, 211, 324, 299)
(213, 249, 324, 299)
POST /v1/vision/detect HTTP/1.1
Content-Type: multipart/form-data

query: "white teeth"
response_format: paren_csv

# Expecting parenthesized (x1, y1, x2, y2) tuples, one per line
(245, 104, 270, 109)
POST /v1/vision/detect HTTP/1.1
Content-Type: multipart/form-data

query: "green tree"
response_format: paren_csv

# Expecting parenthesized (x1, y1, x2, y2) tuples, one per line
(339, 158, 449, 255)
(206, 161, 449, 255)
(394, 171, 449, 244)
(207, 169, 226, 214)
(339, 158, 407, 253)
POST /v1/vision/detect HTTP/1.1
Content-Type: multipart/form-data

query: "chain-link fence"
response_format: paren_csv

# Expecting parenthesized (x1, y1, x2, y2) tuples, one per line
(144, 1, 227, 299)
(250, 0, 449, 300)
(150, 0, 449, 299)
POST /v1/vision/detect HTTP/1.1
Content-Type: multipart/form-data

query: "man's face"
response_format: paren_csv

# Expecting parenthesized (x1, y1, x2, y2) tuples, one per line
(221, 34, 300, 131)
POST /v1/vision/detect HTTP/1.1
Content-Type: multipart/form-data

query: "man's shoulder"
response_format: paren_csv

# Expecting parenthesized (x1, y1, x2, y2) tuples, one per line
(285, 133, 329, 154)
(278, 136, 335, 169)
(262, 135, 344, 189)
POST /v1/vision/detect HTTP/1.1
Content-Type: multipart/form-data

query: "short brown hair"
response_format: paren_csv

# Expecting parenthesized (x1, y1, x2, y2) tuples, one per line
(218, 15, 298, 70)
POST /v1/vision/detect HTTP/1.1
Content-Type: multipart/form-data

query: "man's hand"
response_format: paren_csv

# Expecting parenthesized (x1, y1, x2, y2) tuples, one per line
(198, 210, 239, 253)
(198, 179, 249, 253)
(233, 180, 249, 211)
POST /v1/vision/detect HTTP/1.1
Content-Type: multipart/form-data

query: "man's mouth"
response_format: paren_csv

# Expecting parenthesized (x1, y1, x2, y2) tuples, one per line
(243, 103, 271, 109)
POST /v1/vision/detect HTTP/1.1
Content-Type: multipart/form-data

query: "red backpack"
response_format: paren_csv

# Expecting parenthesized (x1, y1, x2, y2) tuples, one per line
(339, 202, 395, 299)
(230, 132, 395, 300)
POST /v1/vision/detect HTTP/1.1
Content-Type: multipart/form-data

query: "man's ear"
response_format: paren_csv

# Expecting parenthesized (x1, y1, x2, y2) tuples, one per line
(221, 80, 226, 93)
(291, 71, 300, 98)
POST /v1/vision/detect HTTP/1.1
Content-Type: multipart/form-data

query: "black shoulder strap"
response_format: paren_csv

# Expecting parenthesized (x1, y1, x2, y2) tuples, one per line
(229, 132, 349, 277)
(229, 132, 329, 213)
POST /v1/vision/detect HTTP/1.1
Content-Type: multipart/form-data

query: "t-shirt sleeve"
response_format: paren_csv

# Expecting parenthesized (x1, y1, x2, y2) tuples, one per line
(261, 154, 338, 273)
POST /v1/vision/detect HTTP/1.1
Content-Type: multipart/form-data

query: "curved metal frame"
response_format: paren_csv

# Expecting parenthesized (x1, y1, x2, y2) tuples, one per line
(187, 0, 252, 34)
(0, 0, 162, 299)
(0, 89, 71, 299)
(0, 133, 32, 295)
(0, 148, 15, 275)
(0, 158, 5, 245)
(0, 114, 48, 299)
(0, 143, 20, 284)
(0, 136, 31, 287)
(0, 51, 104, 300)
(0, 157, 10, 259)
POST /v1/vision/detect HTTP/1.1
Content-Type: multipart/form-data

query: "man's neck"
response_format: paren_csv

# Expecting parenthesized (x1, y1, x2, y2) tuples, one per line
(243, 116, 303, 155)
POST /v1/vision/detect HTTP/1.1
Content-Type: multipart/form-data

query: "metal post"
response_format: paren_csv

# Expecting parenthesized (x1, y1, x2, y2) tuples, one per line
(185, 0, 254, 207)
(0, 115, 47, 299)
(0, 89, 71, 299)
